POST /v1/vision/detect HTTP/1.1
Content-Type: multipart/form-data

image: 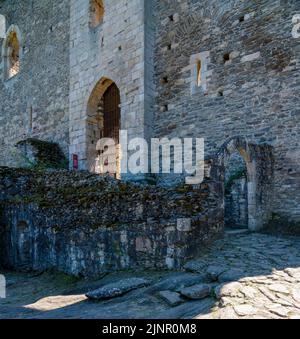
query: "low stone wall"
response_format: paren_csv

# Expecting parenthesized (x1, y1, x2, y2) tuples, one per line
(0, 167, 223, 277)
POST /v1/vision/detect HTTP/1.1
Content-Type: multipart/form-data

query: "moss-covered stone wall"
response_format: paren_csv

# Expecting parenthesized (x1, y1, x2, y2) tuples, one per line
(0, 167, 223, 277)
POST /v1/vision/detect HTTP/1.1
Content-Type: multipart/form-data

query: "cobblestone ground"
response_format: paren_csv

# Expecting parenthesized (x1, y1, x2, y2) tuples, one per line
(1, 231, 300, 319)
(188, 231, 300, 319)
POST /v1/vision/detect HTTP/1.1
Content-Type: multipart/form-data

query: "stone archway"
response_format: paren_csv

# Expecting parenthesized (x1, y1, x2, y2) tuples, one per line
(216, 137, 274, 231)
(224, 151, 248, 229)
(86, 77, 121, 178)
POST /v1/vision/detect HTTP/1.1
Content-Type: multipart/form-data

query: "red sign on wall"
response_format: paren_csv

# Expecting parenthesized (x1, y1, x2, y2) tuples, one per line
(73, 154, 78, 170)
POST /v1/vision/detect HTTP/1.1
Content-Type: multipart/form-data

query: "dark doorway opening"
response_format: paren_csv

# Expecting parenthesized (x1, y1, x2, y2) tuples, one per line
(225, 152, 248, 229)
(103, 83, 121, 143)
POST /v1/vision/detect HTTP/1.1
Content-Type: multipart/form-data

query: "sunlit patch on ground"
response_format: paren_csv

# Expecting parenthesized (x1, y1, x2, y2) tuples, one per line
(1, 233, 300, 319)
(25, 295, 88, 312)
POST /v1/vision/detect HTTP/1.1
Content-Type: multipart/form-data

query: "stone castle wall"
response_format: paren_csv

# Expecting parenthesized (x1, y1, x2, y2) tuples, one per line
(0, 0, 299, 227)
(152, 0, 300, 222)
(0, 167, 223, 277)
(0, 0, 70, 166)
(69, 0, 154, 173)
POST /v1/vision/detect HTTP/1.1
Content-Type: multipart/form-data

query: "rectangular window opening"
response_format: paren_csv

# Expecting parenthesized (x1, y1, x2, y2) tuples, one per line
(196, 59, 202, 87)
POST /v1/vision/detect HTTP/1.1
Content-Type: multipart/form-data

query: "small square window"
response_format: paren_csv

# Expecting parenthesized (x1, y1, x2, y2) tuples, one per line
(223, 53, 230, 63)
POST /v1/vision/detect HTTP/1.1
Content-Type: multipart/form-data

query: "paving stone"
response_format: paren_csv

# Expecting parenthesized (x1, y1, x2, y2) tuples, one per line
(266, 304, 290, 318)
(153, 298, 215, 320)
(275, 296, 294, 307)
(149, 273, 206, 293)
(291, 288, 300, 303)
(233, 305, 256, 317)
(86, 278, 151, 300)
(268, 284, 290, 295)
(206, 265, 227, 281)
(220, 296, 244, 307)
(288, 312, 300, 319)
(180, 284, 211, 300)
(218, 269, 245, 283)
(158, 291, 184, 307)
(258, 286, 278, 302)
(285, 268, 300, 281)
(239, 286, 258, 299)
(183, 261, 206, 273)
(214, 282, 243, 299)
(217, 306, 239, 319)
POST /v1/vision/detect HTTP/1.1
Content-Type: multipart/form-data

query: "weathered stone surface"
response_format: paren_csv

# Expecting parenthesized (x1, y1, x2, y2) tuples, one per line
(16, 139, 68, 169)
(240, 286, 257, 299)
(214, 282, 243, 300)
(0, 0, 299, 231)
(292, 288, 300, 304)
(233, 305, 256, 317)
(1, 232, 300, 319)
(0, 0, 70, 167)
(153, 298, 215, 320)
(158, 291, 184, 307)
(183, 261, 206, 273)
(266, 304, 290, 318)
(206, 265, 227, 282)
(86, 278, 151, 300)
(218, 269, 245, 283)
(285, 268, 300, 281)
(180, 284, 211, 300)
(268, 284, 290, 295)
(148, 273, 206, 293)
(0, 168, 223, 277)
(153, 0, 300, 224)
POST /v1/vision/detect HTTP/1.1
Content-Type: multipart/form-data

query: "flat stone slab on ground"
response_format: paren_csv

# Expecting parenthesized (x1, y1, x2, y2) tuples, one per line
(285, 268, 300, 281)
(86, 278, 151, 300)
(214, 282, 243, 300)
(233, 304, 256, 317)
(180, 284, 211, 300)
(158, 291, 184, 307)
(148, 272, 205, 293)
(206, 265, 227, 281)
(183, 261, 206, 273)
(218, 269, 245, 283)
(153, 298, 215, 319)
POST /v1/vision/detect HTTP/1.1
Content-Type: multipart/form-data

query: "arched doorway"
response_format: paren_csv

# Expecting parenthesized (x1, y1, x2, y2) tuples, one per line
(224, 151, 248, 229)
(86, 78, 121, 178)
(217, 137, 274, 231)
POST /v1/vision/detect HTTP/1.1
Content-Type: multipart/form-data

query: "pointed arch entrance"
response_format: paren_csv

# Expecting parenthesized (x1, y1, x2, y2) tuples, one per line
(217, 137, 274, 231)
(86, 78, 121, 178)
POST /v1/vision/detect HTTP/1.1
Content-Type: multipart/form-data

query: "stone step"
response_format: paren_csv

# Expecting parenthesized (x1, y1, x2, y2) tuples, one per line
(86, 277, 151, 300)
